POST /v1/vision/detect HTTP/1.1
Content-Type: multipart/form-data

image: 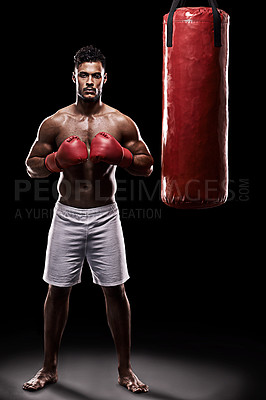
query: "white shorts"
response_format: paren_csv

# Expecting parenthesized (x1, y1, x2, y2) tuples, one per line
(43, 201, 129, 287)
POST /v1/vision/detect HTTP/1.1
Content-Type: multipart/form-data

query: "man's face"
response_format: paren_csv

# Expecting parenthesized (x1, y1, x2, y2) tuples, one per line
(73, 61, 107, 103)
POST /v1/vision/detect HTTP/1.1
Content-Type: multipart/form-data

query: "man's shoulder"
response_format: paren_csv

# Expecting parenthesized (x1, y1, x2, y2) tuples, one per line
(37, 105, 76, 138)
(103, 104, 137, 131)
(45, 104, 76, 125)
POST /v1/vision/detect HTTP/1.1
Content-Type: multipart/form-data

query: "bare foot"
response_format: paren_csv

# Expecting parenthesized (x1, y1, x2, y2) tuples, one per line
(118, 368, 149, 393)
(22, 368, 58, 391)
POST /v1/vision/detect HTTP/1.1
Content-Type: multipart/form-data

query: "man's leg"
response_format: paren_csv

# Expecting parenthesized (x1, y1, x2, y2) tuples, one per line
(101, 284, 149, 393)
(23, 284, 72, 391)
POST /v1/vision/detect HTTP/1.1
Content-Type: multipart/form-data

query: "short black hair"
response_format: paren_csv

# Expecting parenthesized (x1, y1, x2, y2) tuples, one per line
(74, 45, 106, 70)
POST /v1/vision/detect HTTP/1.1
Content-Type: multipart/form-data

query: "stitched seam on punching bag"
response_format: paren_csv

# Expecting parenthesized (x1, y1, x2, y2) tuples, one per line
(163, 20, 227, 24)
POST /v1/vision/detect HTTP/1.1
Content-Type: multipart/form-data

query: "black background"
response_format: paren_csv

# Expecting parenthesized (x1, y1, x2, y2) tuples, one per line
(4, 0, 263, 372)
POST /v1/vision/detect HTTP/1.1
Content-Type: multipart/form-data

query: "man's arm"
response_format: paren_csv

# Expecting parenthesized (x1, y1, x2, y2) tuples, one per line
(90, 120, 154, 176)
(26, 118, 88, 178)
(26, 117, 57, 178)
(89, 114, 154, 176)
(121, 116, 154, 177)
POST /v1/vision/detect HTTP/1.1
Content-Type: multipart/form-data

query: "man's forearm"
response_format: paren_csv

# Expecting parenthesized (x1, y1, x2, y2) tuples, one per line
(26, 157, 51, 178)
(126, 154, 154, 177)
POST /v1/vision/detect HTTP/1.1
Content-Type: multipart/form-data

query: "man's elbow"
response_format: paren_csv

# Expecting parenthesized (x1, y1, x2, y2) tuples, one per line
(142, 165, 153, 177)
(25, 158, 34, 178)
(144, 156, 154, 177)
(26, 167, 37, 179)
(25, 163, 37, 179)
(137, 156, 154, 177)
(25, 157, 50, 179)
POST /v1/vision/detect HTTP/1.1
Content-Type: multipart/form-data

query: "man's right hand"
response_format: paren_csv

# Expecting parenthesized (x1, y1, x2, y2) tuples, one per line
(45, 135, 88, 173)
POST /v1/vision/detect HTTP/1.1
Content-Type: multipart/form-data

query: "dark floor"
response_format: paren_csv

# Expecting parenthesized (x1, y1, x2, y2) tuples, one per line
(0, 329, 265, 400)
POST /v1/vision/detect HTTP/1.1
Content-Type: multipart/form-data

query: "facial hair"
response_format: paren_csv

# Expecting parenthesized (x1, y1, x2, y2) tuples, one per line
(79, 89, 102, 103)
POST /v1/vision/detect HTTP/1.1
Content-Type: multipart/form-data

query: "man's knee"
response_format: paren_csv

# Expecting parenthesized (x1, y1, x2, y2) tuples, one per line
(47, 284, 72, 302)
(101, 284, 126, 301)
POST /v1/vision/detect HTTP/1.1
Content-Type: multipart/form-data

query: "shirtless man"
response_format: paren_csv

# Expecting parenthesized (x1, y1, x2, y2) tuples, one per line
(23, 45, 153, 393)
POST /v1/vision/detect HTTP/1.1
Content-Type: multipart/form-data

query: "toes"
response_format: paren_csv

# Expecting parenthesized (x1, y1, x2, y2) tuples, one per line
(118, 371, 149, 394)
(22, 377, 45, 391)
(22, 382, 40, 391)
(138, 385, 149, 393)
(128, 383, 149, 393)
(129, 384, 141, 393)
(140, 383, 149, 391)
(23, 383, 37, 391)
(23, 381, 32, 389)
(22, 368, 58, 392)
(134, 379, 149, 393)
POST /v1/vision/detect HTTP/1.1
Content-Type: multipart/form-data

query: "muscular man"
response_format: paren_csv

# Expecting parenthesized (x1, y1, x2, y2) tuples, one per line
(23, 45, 153, 393)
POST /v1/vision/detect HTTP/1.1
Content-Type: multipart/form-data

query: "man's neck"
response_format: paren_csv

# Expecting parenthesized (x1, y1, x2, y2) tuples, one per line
(75, 96, 104, 116)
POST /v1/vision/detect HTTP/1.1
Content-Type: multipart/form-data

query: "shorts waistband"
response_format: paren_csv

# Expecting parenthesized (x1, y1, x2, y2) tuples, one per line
(55, 201, 118, 215)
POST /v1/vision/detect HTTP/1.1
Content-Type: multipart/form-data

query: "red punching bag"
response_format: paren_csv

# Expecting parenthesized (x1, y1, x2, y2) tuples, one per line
(161, 0, 230, 209)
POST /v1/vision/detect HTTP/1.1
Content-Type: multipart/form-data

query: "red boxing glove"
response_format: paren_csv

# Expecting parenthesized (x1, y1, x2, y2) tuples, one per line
(90, 132, 133, 168)
(45, 135, 88, 173)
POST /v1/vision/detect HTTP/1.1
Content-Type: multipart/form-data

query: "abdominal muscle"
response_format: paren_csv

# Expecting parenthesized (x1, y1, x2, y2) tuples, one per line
(57, 160, 117, 209)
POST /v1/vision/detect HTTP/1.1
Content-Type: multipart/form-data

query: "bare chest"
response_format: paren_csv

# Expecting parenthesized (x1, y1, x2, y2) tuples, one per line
(55, 114, 122, 149)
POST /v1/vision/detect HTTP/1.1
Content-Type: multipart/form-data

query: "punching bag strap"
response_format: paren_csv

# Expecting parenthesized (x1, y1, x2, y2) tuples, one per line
(167, 0, 222, 48)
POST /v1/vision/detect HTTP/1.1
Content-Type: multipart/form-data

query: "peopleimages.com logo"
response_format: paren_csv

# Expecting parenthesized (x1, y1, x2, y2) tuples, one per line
(13, 178, 250, 220)
(14, 178, 250, 203)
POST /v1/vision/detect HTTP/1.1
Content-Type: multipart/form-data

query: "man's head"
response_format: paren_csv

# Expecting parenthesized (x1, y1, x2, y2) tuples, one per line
(72, 45, 107, 103)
